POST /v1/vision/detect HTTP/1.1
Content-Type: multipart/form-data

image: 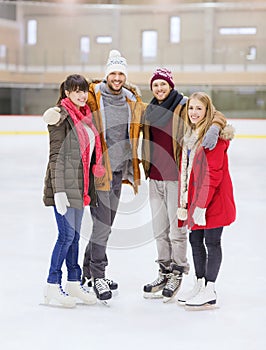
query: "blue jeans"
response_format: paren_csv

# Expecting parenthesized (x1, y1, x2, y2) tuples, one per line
(47, 207, 84, 284)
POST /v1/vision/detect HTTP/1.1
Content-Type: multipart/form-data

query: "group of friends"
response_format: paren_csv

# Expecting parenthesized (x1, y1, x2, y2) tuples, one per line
(42, 49, 236, 310)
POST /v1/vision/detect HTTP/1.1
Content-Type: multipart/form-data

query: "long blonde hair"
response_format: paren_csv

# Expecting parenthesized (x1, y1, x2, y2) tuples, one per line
(185, 92, 216, 144)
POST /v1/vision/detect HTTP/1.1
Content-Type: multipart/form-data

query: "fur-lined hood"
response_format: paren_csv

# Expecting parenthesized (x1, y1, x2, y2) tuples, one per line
(220, 123, 235, 141)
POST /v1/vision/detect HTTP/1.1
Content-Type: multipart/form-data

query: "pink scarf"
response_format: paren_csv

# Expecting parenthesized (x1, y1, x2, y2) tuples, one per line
(61, 98, 105, 206)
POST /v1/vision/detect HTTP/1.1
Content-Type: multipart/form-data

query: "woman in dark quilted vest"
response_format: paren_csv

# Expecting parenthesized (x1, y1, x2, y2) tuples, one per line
(42, 74, 105, 308)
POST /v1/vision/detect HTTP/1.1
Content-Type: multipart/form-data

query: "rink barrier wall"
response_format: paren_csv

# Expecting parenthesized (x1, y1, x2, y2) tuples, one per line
(0, 116, 265, 139)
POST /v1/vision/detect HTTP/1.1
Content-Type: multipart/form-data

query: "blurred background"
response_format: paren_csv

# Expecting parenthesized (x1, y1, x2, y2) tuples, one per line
(0, 0, 265, 117)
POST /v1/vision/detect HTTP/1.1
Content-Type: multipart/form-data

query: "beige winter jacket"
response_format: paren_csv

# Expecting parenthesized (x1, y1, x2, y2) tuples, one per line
(88, 81, 145, 194)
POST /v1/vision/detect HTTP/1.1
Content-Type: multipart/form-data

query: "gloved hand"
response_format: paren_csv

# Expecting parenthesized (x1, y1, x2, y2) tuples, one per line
(54, 192, 70, 216)
(192, 207, 206, 226)
(202, 125, 220, 150)
(43, 107, 61, 125)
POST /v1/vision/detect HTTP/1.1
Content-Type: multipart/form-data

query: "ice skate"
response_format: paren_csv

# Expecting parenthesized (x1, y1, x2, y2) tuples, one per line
(93, 278, 112, 305)
(82, 276, 118, 291)
(143, 263, 170, 299)
(162, 264, 183, 303)
(104, 278, 118, 291)
(65, 281, 97, 305)
(185, 281, 218, 311)
(43, 283, 76, 308)
(177, 277, 204, 305)
(81, 276, 92, 291)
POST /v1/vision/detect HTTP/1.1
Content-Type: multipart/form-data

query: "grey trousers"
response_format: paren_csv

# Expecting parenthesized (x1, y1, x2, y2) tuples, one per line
(149, 179, 189, 273)
(83, 171, 122, 279)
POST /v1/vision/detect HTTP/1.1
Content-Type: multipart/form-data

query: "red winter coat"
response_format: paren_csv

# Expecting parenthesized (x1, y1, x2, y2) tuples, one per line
(179, 132, 236, 230)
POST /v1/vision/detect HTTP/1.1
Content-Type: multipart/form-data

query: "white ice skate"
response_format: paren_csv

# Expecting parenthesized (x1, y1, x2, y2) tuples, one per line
(185, 282, 218, 311)
(43, 283, 76, 308)
(177, 278, 204, 306)
(65, 281, 97, 305)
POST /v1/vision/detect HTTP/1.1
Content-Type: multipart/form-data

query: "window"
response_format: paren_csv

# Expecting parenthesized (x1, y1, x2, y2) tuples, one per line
(219, 27, 257, 35)
(27, 19, 37, 45)
(0, 45, 7, 58)
(246, 46, 256, 61)
(170, 16, 180, 43)
(80, 36, 90, 54)
(142, 30, 157, 58)
(96, 36, 112, 44)
(80, 36, 90, 63)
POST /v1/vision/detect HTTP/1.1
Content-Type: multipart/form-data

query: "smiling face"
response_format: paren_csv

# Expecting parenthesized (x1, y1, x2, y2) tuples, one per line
(106, 71, 126, 94)
(151, 79, 172, 103)
(65, 88, 88, 109)
(188, 98, 207, 125)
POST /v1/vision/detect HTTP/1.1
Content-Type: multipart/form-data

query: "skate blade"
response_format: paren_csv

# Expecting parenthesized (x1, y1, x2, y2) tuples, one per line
(185, 303, 218, 311)
(143, 291, 163, 299)
(76, 299, 97, 306)
(163, 296, 175, 303)
(98, 299, 111, 307)
(163, 290, 179, 303)
(111, 289, 119, 297)
(39, 302, 76, 309)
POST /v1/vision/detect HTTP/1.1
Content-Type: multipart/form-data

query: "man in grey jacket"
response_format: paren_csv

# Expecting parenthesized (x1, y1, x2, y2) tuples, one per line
(80, 50, 143, 302)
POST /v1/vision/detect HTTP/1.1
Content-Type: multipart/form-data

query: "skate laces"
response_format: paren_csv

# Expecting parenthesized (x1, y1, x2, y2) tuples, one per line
(59, 284, 69, 297)
(104, 278, 114, 286)
(149, 273, 166, 287)
(94, 278, 109, 294)
(79, 284, 89, 294)
(165, 273, 182, 291)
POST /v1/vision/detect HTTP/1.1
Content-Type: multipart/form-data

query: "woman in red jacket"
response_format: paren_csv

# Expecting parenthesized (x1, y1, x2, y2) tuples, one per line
(177, 92, 236, 309)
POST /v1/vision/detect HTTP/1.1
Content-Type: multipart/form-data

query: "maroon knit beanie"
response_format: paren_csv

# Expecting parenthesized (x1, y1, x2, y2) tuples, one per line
(150, 68, 175, 90)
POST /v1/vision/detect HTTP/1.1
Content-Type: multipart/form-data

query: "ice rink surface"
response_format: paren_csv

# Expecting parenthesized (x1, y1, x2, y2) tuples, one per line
(0, 116, 265, 350)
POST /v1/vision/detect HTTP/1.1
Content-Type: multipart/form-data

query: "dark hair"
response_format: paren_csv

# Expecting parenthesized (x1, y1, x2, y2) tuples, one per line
(56, 74, 89, 105)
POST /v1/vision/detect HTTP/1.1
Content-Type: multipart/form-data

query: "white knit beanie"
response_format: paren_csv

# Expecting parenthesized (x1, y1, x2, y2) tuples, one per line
(105, 49, 128, 79)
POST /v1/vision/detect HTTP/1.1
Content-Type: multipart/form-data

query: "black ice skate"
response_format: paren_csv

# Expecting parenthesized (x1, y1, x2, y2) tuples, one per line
(143, 263, 170, 299)
(162, 264, 183, 303)
(93, 278, 112, 302)
(104, 278, 118, 291)
(82, 276, 118, 291)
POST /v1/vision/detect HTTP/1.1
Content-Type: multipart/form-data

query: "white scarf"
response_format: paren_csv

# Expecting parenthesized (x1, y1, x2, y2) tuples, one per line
(177, 129, 199, 220)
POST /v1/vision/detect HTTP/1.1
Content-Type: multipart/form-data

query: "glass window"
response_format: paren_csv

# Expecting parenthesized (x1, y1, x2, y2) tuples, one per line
(96, 36, 112, 44)
(219, 27, 257, 35)
(80, 36, 90, 63)
(170, 16, 180, 43)
(246, 46, 257, 60)
(27, 19, 37, 45)
(0, 45, 7, 58)
(80, 36, 90, 53)
(142, 30, 157, 58)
